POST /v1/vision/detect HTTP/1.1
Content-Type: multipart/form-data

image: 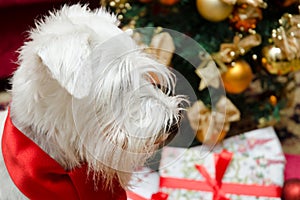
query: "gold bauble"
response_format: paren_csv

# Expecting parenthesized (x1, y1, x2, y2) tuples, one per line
(262, 45, 300, 75)
(221, 60, 253, 94)
(196, 0, 234, 22)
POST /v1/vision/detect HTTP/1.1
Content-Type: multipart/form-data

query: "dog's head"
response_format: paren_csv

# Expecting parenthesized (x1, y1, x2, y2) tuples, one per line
(11, 4, 186, 188)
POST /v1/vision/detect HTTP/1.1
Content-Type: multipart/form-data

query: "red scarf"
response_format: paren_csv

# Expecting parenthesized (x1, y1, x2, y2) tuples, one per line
(1, 111, 127, 200)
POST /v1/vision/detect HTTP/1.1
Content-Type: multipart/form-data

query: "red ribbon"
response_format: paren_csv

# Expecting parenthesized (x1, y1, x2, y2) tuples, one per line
(195, 150, 232, 200)
(126, 191, 168, 200)
(160, 150, 281, 199)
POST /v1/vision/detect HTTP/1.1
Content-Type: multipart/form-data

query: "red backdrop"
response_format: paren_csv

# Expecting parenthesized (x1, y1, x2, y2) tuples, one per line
(0, 0, 98, 78)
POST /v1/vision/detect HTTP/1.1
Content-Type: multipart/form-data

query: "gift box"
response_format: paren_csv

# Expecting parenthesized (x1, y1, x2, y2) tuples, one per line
(159, 127, 285, 200)
(127, 167, 168, 200)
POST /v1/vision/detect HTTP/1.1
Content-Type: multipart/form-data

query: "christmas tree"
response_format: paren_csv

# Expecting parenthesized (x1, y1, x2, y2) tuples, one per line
(105, 0, 300, 144)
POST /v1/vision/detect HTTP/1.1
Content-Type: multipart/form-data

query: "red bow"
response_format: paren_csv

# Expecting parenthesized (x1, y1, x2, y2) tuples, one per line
(159, 149, 281, 198)
(1, 111, 126, 200)
(195, 150, 233, 200)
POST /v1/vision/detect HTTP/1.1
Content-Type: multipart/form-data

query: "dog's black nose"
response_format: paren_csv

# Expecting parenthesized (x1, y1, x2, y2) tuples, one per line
(155, 109, 183, 148)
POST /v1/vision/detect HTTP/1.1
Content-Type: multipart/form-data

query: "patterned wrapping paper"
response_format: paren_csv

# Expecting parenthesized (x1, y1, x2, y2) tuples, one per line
(127, 167, 161, 200)
(159, 127, 285, 200)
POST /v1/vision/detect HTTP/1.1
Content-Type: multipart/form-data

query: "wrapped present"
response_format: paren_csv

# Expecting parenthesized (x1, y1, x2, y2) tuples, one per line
(159, 127, 285, 200)
(127, 167, 168, 200)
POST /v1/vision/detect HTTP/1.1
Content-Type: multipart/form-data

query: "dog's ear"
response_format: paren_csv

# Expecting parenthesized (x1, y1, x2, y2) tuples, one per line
(37, 32, 92, 99)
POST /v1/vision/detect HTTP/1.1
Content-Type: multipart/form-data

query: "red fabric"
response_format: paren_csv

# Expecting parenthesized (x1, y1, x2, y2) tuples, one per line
(1, 111, 127, 200)
(0, 2, 60, 78)
(159, 150, 282, 198)
(285, 154, 300, 180)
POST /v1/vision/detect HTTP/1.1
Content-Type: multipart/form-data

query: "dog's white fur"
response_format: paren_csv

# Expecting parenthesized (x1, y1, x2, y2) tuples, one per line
(0, 4, 184, 199)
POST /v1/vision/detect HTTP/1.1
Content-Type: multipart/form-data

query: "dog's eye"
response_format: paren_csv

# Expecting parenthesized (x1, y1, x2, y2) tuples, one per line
(153, 84, 173, 96)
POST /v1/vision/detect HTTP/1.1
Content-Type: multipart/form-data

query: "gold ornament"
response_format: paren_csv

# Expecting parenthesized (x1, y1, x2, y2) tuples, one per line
(196, 0, 234, 22)
(148, 32, 175, 66)
(222, 0, 267, 8)
(218, 34, 261, 63)
(197, 34, 260, 91)
(261, 45, 300, 75)
(131, 30, 175, 67)
(187, 96, 240, 144)
(196, 57, 221, 90)
(130, 29, 175, 84)
(147, 32, 175, 84)
(261, 13, 300, 75)
(221, 60, 253, 94)
(229, 4, 263, 33)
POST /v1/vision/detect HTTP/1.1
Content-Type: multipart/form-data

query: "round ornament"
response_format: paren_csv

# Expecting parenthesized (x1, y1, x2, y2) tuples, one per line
(262, 45, 300, 75)
(221, 60, 253, 94)
(196, 0, 234, 22)
(282, 179, 300, 200)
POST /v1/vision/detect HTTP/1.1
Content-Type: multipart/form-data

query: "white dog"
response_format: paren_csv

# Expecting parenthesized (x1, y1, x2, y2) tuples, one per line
(0, 4, 184, 199)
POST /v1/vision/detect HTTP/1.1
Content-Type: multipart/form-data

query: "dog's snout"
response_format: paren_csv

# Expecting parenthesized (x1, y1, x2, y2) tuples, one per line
(156, 110, 183, 148)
